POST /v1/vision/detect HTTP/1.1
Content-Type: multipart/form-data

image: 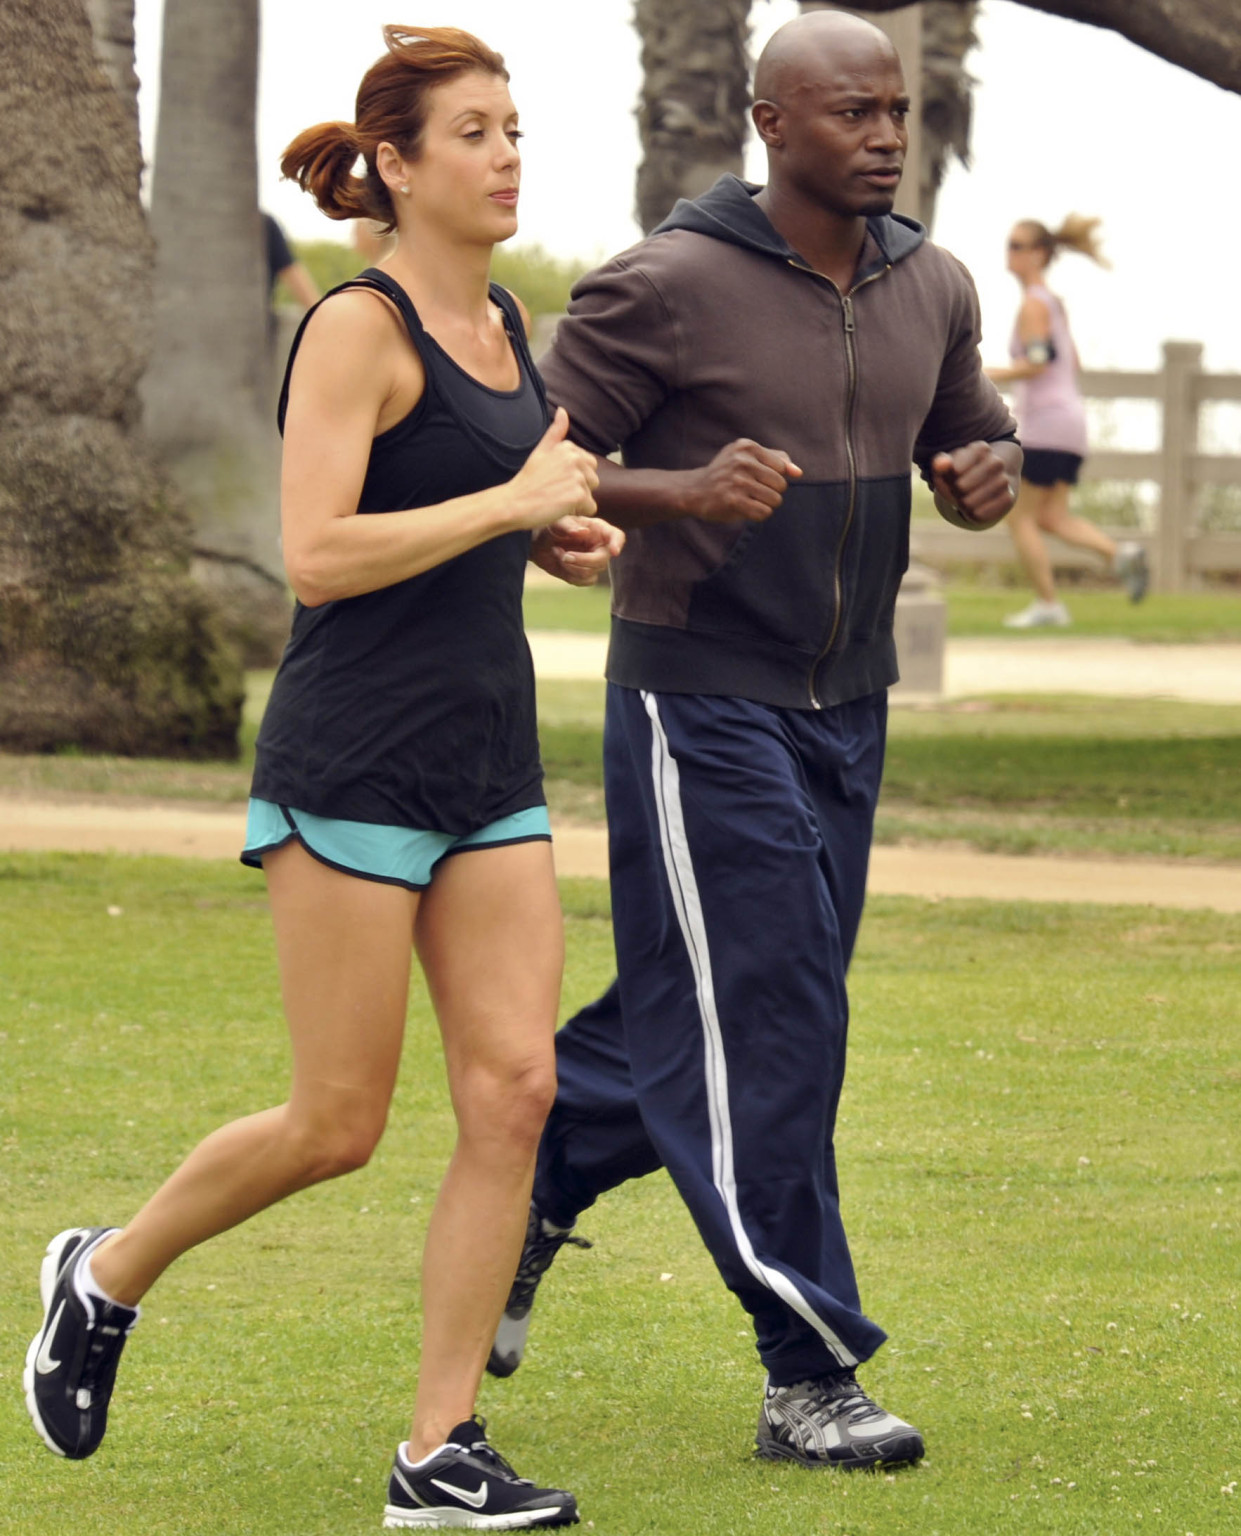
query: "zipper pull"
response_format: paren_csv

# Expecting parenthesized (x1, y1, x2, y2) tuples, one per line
(842, 295, 855, 333)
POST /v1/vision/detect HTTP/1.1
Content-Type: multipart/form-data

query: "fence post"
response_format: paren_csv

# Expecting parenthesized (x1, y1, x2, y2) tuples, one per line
(1157, 340, 1202, 593)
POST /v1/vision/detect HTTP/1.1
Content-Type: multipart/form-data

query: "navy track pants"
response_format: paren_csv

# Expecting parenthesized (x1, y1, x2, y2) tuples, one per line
(534, 684, 890, 1383)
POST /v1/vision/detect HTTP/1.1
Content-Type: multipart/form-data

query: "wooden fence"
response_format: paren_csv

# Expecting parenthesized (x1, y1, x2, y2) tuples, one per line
(911, 341, 1241, 592)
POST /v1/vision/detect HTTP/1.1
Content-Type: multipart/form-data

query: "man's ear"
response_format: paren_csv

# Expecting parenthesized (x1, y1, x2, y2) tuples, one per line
(751, 99, 784, 149)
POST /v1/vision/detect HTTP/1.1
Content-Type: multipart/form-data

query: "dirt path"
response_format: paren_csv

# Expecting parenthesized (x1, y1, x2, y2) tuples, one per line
(5, 635, 1239, 910)
(3, 797, 1239, 912)
(527, 631, 1241, 704)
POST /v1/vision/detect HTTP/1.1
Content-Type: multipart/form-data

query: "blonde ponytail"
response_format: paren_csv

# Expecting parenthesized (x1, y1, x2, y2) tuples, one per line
(1051, 213, 1109, 268)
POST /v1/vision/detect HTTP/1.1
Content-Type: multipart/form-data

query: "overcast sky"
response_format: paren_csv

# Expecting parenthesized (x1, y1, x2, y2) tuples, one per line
(133, 0, 1241, 417)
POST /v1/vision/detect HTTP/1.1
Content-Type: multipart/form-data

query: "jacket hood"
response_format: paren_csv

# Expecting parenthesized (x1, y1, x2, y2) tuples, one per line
(653, 173, 925, 275)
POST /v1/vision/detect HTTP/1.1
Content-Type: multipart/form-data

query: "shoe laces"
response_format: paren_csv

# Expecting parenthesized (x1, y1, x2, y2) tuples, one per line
(460, 1417, 533, 1487)
(75, 1307, 132, 1407)
(792, 1372, 885, 1424)
(509, 1212, 591, 1309)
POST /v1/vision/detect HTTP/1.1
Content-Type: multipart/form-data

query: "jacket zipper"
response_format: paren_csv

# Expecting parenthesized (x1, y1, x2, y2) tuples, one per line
(790, 261, 890, 707)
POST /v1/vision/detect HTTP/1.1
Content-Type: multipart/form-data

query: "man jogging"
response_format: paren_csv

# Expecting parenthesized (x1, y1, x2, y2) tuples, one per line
(491, 10, 1020, 1469)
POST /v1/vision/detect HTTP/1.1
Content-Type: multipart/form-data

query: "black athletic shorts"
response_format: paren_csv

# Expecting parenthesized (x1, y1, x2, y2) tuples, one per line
(1022, 448, 1083, 487)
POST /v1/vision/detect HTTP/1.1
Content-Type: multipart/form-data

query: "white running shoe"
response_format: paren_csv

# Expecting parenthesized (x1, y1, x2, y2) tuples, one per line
(1003, 599, 1071, 629)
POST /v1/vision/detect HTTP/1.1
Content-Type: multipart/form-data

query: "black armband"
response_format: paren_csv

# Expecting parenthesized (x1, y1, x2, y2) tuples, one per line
(1023, 338, 1056, 366)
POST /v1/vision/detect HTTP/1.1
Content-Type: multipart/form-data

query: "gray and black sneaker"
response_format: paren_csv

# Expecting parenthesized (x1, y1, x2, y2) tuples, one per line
(23, 1227, 139, 1459)
(1115, 540, 1150, 603)
(383, 1416, 578, 1529)
(756, 1371, 925, 1470)
(486, 1204, 590, 1379)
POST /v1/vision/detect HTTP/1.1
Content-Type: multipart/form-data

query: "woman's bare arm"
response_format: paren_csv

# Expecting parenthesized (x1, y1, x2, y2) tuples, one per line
(280, 293, 597, 607)
(986, 292, 1053, 385)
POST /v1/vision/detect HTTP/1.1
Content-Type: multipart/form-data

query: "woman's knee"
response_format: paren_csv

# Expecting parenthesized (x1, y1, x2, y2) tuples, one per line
(456, 1057, 557, 1152)
(283, 1101, 389, 1181)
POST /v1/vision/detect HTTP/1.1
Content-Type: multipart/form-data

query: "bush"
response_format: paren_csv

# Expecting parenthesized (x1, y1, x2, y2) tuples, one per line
(291, 238, 588, 317)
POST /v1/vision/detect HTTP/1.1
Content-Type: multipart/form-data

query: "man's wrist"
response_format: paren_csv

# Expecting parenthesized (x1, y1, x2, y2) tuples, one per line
(669, 466, 706, 521)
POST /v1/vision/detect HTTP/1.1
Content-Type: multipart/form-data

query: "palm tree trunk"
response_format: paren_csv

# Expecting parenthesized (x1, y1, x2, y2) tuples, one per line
(84, 0, 141, 157)
(635, 0, 753, 234)
(142, 0, 288, 664)
(0, 0, 242, 757)
(914, 3, 979, 229)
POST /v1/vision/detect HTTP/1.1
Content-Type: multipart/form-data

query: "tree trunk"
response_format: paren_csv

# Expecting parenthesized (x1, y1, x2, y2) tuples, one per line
(635, 0, 753, 234)
(84, 0, 141, 156)
(142, 0, 288, 664)
(918, 2, 979, 229)
(830, 0, 1241, 96)
(0, 0, 243, 758)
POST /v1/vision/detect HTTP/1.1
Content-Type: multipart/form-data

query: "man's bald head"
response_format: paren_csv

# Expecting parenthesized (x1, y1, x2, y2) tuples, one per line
(749, 9, 909, 226)
(753, 9, 900, 105)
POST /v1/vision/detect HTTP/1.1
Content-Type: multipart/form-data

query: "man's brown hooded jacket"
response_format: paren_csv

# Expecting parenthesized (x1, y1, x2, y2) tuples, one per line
(539, 175, 1017, 709)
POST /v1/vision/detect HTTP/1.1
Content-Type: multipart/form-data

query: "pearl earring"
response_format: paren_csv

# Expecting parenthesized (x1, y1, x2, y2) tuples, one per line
(399, 184, 409, 195)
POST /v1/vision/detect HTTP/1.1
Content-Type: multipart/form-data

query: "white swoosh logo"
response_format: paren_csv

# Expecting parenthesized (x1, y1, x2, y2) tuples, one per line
(35, 1302, 65, 1374)
(430, 1476, 488, 1510)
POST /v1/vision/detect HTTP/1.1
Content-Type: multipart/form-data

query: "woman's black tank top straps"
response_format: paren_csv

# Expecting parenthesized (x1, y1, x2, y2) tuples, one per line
(251, 269, 552, 835)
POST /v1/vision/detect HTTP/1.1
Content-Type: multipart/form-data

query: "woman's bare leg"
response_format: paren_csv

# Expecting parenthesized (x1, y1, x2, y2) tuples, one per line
(1035, 480, 1117, 563)
(1005, 480, 1058, 602)
(91, 843, 417, 1305)
(406, 840, 563, 1457)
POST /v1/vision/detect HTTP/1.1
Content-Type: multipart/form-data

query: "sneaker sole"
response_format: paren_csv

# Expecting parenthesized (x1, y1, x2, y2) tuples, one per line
(755, 1430, 925, 1471)
(22, 1228, 94, 1459)
(383, 1504, 578, 1529)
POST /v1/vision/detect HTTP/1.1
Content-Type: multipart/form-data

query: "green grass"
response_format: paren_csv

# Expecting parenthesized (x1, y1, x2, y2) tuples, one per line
(0, 678, 271, 805)
(3, 681, 1240, 861)
(534, 686, 1241, 860)
(877, 694, 1241, 860)
(946, 584, 1241, 641)
(523, 579, 614, 635)
(522, 577, 1241, 643)
(1, 854, 1237, 1533)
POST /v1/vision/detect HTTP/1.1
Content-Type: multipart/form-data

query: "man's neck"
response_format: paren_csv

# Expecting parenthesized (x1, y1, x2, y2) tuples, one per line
(754, 183, 869, 293)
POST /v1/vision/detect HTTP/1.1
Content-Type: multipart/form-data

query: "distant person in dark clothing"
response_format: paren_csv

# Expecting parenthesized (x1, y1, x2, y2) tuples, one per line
(263, 210, 320, 311)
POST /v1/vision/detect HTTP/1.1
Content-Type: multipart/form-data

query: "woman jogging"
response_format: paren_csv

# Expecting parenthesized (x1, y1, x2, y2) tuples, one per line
(988, 215, 1147, 626)
(24, 25, 619, 1529)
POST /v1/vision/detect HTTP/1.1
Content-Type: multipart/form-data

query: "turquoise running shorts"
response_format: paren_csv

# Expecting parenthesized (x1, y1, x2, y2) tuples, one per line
(240, 799, 551, 891)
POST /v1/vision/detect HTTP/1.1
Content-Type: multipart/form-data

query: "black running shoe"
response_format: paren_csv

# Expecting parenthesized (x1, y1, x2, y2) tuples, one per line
(23, 1227, 139, 1459)
(756, 1372, 925, 1470)
(383, 1417, 578, 1529)
(486, 1204, 590, 1379)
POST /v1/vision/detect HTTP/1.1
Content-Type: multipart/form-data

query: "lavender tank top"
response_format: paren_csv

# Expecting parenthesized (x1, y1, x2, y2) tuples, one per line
(1010, 283, 1088, 456)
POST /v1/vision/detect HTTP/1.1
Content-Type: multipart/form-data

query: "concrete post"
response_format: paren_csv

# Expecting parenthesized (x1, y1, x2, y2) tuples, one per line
(891, 561, 946, 701)
(1157, 341, 1203, 593)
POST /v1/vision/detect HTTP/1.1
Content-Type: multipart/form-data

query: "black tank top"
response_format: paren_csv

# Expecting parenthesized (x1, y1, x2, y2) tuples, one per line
(250, 270, 551, 835)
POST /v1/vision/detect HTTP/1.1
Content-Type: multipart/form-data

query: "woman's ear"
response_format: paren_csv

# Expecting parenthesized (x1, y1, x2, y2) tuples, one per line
(375, 140, 409, 197)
